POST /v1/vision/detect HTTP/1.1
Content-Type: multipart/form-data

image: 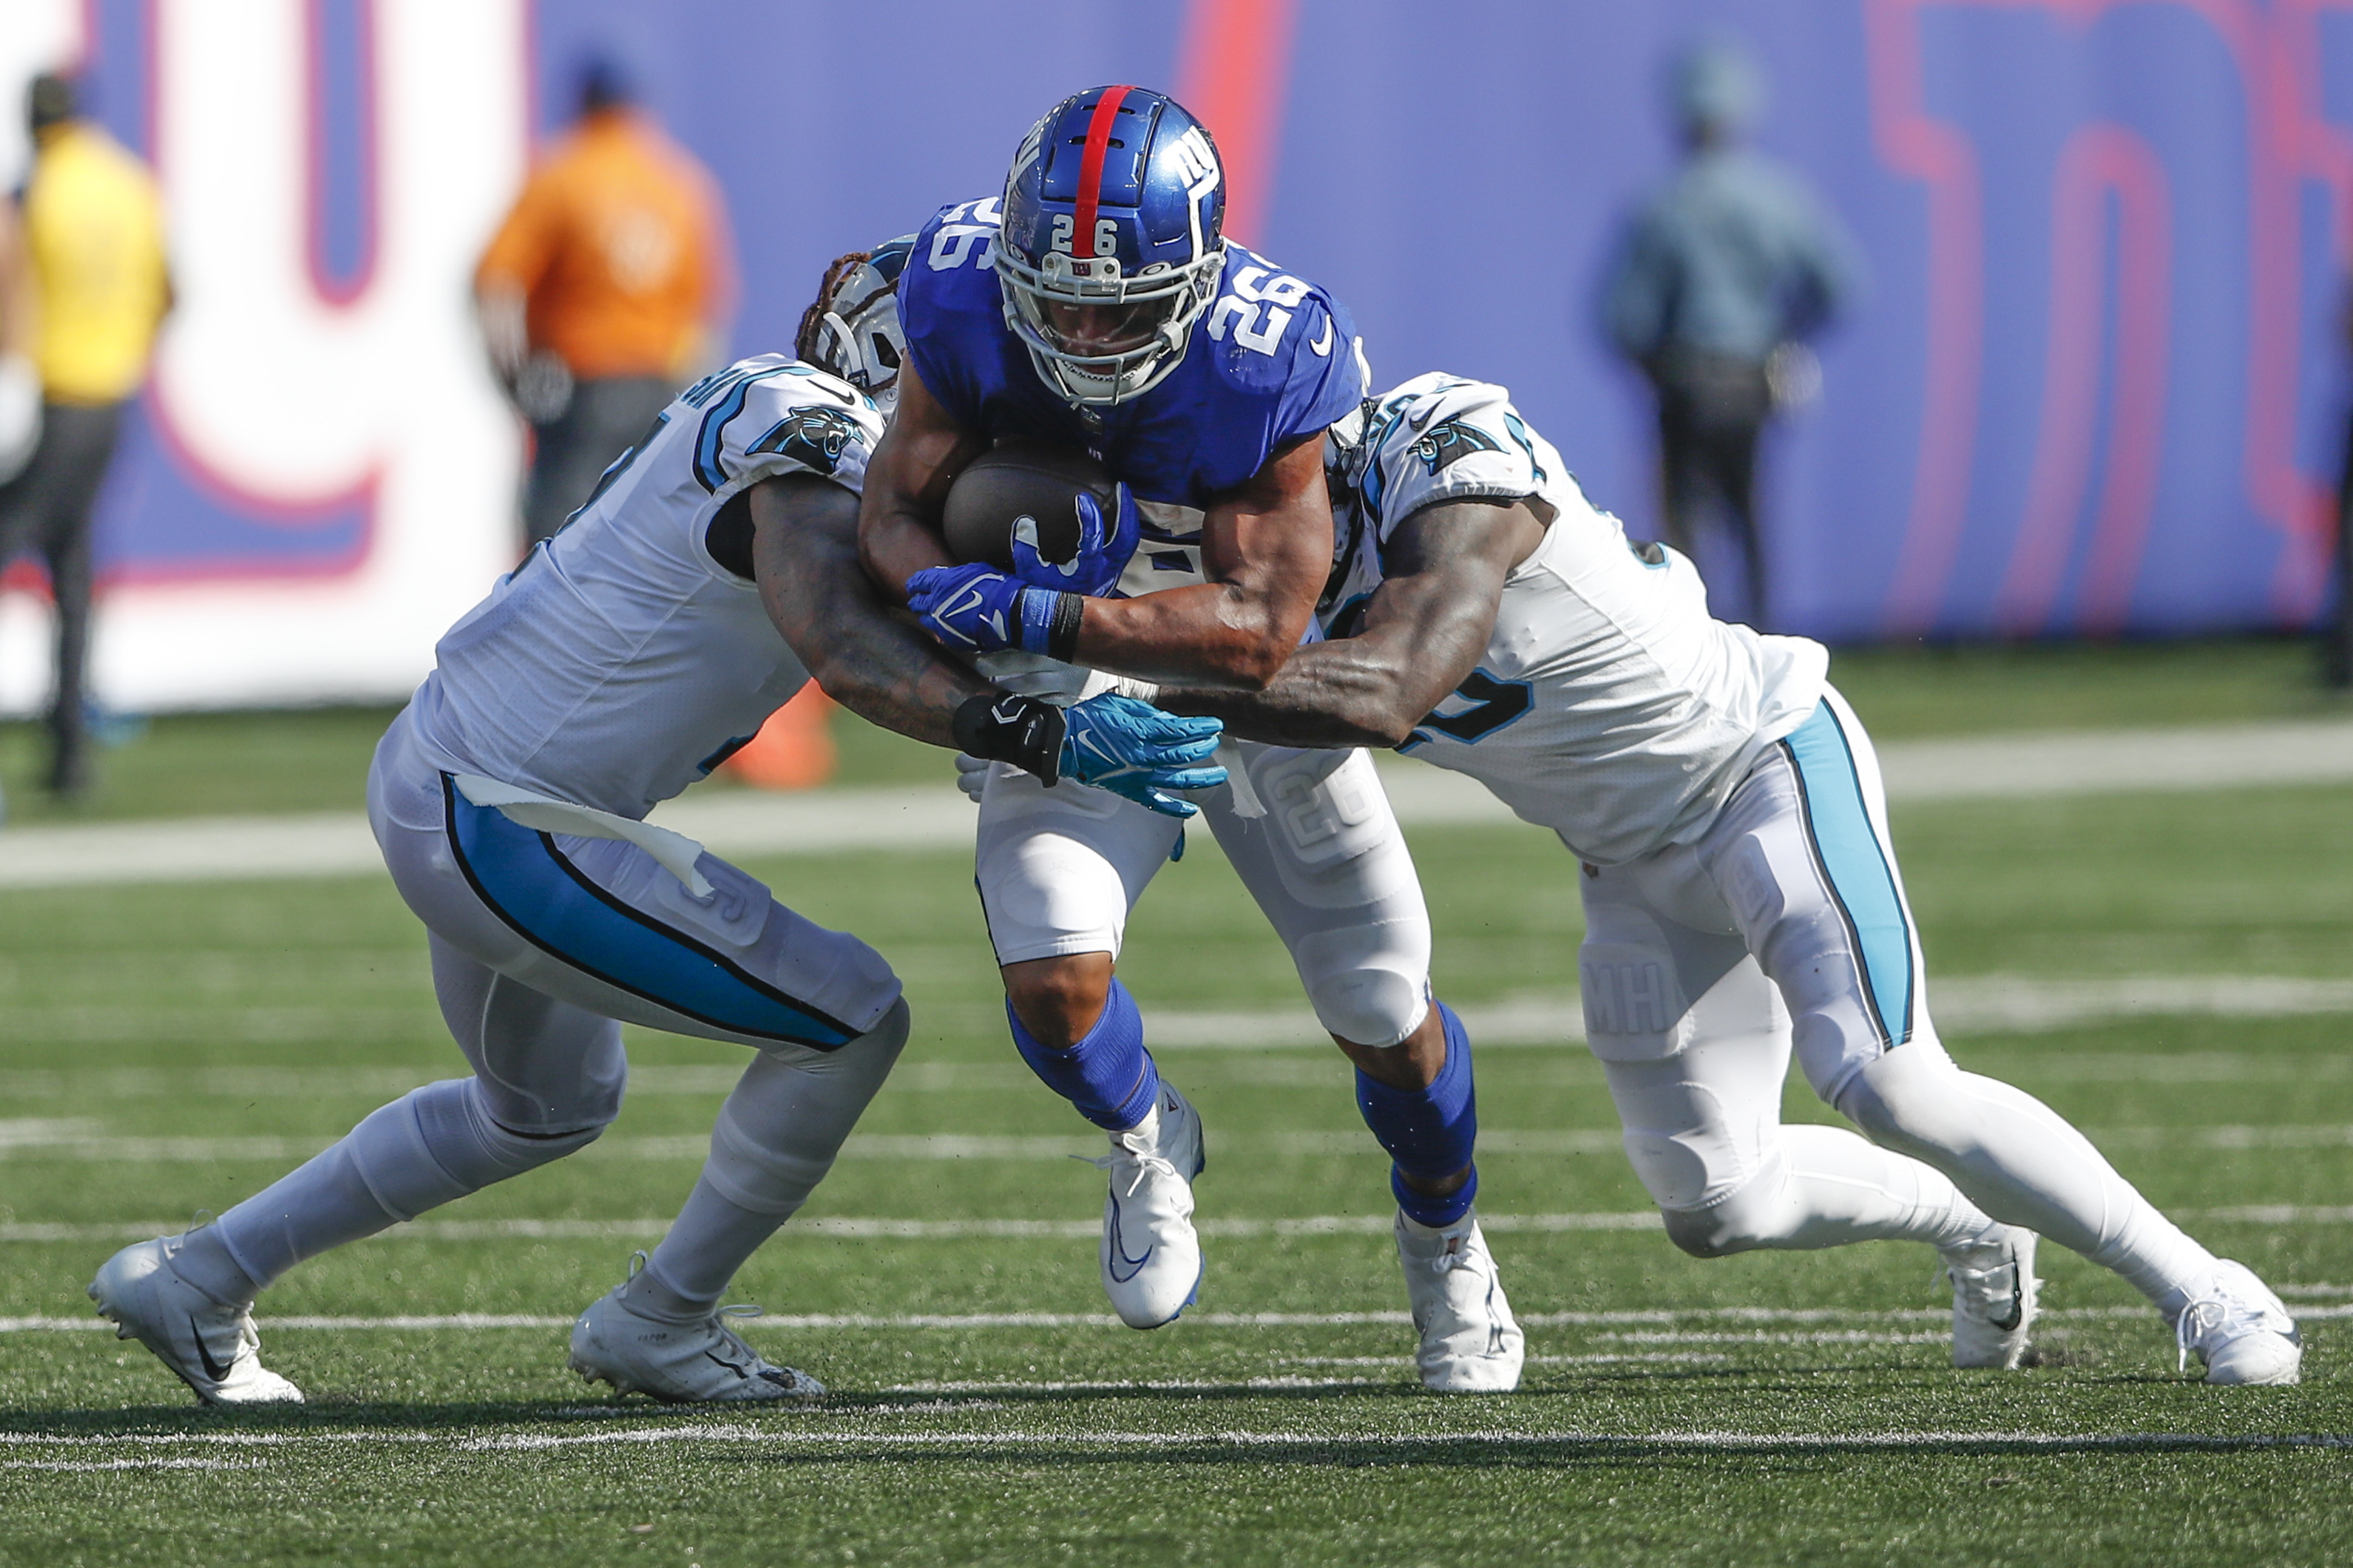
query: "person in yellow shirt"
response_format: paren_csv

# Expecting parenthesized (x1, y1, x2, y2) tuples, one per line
(475, 58, 734, 549)
(0, 73, 170, 804)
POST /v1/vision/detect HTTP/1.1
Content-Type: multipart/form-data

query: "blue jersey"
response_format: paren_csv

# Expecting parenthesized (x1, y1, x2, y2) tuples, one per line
(902, 196, 1368, 512)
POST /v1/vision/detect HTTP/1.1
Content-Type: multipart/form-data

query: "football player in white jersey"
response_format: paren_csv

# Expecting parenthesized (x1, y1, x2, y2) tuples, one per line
(84, 245, 1227, 1407)
(1145, 372, 2301, 1385)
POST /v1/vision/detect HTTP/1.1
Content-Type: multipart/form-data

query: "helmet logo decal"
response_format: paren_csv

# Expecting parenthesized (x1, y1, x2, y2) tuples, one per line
(993, 86, 1228, 406)
(1071, 85, 1134, 257)
(1165, 126, 1221, 259)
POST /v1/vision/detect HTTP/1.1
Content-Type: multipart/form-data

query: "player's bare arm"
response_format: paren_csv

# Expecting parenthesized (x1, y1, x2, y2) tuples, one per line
(761, 469, 1221, 812)
(1066, 432, 1334, 691)
(1163, 497, 1548, 745)
(753, 472, 990, 751)
(856, 357, 986, 596)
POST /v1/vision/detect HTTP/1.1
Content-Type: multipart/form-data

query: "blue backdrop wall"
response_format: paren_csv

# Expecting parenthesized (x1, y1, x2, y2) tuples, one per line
(62, 0, 2353, 645)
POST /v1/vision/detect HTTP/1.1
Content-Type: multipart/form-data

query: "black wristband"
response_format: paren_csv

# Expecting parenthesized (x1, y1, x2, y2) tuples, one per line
(1040, 590, 1084, 663)
(951, 693, 1067, 785)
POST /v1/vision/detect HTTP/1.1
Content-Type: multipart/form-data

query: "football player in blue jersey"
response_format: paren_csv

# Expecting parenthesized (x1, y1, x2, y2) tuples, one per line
(859, 86, 1522, 1390)
(84, 244, 1228, 1407)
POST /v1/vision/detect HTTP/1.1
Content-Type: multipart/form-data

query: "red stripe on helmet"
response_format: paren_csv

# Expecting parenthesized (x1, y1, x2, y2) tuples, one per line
(1071, 85, 1132, 260)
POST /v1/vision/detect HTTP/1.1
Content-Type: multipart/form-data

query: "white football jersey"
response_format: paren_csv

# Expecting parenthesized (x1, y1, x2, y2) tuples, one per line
(407, 356, 884, 818)
(1321, 373, 1826, 866)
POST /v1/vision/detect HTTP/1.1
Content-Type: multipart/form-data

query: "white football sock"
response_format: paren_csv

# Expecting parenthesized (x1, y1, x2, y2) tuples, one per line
(1840, 1049, 2217, 1317)
(624, 999, 910, 1322)
(172, 1077, 601, 1305)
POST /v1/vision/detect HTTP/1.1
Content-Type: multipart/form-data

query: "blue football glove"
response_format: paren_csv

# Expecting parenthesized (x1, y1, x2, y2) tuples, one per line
(1061, 693, 1226, 818)
(907, 563, 1079, 658)
(1012, 483, 1140, 600)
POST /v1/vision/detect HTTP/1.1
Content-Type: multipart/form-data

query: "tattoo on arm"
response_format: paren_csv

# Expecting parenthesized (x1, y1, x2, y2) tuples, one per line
(1161, 498, 1543, 748)
(753, 475, 992, 750)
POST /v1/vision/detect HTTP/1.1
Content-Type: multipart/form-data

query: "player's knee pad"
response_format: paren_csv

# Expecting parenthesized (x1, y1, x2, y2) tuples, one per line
(1616, 1078, 1761, 1222)
(1290, 924, 1429, 1048)
(1655, 1150, 1795, 1260)
(703, 999, 912, 1217)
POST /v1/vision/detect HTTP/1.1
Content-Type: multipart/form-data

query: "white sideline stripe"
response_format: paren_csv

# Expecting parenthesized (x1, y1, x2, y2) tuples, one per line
(8, 719, 2353, 891)
(8, 1203, 2352, 1247)
(8, 1119, 2353, 1163)
(11, 1303, 2351, 1335)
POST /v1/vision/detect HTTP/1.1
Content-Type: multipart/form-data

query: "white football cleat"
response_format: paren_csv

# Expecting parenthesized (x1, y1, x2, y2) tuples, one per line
(1094, 1083, 1205, 1329)
(87, 1236, 303, 1406)
(1395, 1209, 1524, 1392)
(1942, 1225, 2039, 1370)
(570, 1283, 825, 1403)
(2176, 1260, 2301, 1386)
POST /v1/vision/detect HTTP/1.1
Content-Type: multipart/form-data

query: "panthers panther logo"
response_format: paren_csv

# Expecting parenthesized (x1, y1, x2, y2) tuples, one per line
(751, 405, 866, 475)
(1406, 417, 1502, 476)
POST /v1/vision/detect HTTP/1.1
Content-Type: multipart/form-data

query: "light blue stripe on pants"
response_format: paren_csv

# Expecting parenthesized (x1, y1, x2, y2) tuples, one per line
(1778, 699, 1914, 1050)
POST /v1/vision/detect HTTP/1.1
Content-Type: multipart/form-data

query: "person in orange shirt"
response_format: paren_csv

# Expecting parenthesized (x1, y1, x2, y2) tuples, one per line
(475, 59, 734, 549)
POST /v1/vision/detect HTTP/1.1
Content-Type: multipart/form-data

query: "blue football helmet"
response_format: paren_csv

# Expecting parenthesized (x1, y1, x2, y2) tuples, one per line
(995, 86, 1228, 407)
(800, 236, 914, 414)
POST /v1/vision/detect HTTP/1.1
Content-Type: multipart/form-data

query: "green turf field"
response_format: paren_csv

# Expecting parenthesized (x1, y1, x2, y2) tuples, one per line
(3, 648, 2350, 1564)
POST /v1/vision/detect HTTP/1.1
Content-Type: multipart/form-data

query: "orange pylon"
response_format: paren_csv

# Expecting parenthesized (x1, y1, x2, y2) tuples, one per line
(722, 684, 838, 790)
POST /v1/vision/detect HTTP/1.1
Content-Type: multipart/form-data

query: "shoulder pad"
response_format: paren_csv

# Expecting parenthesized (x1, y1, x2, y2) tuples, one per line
(679, 357, 884, 496)
(1359, 376, 1545, 532)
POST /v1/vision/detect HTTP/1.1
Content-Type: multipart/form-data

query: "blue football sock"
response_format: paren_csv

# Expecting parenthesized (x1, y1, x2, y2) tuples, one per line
(1007, 978, 1160, 1132)
(1355, 999, 1479, 1229)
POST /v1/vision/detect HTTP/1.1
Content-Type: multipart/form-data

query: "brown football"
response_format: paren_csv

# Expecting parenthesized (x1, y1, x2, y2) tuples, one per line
(940, 439, 1114, 571)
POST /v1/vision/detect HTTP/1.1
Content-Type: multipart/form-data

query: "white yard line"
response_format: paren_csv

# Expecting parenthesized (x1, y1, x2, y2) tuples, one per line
(8, 719, 2353, 892)
(5, 1118, 2350, 1164)
(8, 1300, 2351, 1334)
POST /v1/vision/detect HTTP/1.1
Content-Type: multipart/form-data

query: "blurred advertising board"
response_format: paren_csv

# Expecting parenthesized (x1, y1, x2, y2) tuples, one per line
(2, 1, 2349, 713)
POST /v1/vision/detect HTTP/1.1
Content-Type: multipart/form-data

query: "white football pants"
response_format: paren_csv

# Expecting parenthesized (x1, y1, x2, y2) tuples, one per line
(172, 711, 908, 1311)
(1581, 689, 2217, 1311)
(974, 739, 1431, 1048)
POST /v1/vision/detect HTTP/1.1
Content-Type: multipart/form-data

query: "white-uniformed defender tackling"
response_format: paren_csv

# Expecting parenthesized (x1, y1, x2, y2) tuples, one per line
(85, 247, 1225, 1406)
(1156, 373, 2301, 1384)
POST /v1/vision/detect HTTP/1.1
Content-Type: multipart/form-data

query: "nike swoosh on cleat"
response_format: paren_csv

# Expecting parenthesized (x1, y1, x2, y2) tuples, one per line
(1992, 1270, 2025, 1334)
(703, 1350, 750, 1380)
(1104, 1189, 1154, 1284)
(189, 1315, 234, 1383)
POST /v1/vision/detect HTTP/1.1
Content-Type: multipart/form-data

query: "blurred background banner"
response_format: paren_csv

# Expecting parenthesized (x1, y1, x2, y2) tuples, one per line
(3, 0, 2350, 714)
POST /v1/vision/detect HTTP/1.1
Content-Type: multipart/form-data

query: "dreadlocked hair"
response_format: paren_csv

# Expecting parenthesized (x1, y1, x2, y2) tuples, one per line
(796, 251, 873, 365)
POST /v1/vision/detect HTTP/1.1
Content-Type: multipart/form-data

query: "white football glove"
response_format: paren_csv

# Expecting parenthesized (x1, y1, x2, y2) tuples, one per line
(952, 750, 991, 804)
(0, 355, 41, 485)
